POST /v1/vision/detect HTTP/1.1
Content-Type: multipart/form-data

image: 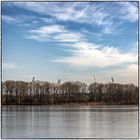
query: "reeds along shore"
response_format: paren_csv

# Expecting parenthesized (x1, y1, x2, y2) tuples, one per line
(2, 80, 139, 105)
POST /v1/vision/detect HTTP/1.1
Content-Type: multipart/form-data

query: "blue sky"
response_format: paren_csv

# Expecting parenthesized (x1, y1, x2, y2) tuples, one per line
(2, 2, 138, 85)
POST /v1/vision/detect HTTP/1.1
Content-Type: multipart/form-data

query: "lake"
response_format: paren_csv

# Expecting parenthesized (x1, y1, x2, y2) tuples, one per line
(2, 105, 138, 138)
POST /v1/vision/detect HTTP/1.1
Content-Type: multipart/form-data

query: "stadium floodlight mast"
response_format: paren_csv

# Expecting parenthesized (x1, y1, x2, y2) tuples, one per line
(57, 79, 61, 94)
(111, 77, 114, 83)
(31, 77, 35, 95)
(93, 75, 97, 83)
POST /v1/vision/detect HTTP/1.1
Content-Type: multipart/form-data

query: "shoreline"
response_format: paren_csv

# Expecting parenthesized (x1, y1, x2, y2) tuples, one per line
(2, 102, 138, 106)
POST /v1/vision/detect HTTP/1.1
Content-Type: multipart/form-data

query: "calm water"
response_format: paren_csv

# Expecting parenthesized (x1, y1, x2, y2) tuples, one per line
(2, 105, 138, 138)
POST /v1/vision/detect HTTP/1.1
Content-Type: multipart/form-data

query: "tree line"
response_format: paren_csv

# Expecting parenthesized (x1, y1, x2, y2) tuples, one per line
(2, 80, 138, 105)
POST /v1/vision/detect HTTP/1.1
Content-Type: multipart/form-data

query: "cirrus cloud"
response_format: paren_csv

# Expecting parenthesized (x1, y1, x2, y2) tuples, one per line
(24, 24, 137, 68)
(3, 63, 17, 69)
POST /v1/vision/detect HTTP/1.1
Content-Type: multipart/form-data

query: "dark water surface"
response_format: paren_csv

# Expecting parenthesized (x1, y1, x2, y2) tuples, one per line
(2, 105, 138, 138)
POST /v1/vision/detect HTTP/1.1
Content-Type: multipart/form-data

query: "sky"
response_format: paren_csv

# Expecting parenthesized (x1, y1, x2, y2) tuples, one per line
(2, 2, 138, 85)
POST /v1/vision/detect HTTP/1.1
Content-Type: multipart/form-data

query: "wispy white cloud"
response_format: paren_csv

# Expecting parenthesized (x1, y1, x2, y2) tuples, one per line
(2, 15, 28, 24)
(9, 2, 138, 34)
(2, 14, 43, 27)
(118, 2, 138, 22)
(25, 23, 137, 69)
(3, 63, 17, 69)
(13, 2, 113, 34)
(53, 42, 137, 68)
(2, 15, 16, 23)
(25, 25, 84, 42)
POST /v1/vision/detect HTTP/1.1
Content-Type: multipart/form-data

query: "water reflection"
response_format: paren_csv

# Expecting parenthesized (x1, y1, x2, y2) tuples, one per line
(2, 105, 138, 138)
